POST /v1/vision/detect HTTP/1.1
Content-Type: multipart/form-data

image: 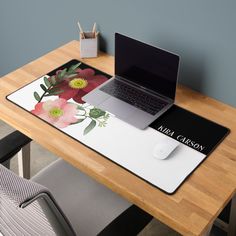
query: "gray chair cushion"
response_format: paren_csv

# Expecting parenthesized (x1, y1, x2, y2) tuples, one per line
(32, 159, 132, 236)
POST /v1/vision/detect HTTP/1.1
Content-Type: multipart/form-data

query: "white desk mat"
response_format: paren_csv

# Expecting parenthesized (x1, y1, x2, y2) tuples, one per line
(7, 60, 229, 194)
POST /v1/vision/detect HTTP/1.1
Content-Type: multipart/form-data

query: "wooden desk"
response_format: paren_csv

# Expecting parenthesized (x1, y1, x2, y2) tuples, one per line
(1, 40, 236, 236)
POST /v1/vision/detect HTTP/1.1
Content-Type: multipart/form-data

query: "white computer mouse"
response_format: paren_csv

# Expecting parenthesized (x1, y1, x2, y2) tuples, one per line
(153, 137, 180, 160)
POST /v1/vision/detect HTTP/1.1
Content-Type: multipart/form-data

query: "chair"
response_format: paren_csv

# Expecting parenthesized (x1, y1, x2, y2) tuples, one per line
(0, 131, 32, 178)
(0, 131, 152, 236)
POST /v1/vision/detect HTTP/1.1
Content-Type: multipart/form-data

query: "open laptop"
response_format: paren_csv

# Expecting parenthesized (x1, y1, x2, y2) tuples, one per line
(82, 33, 180, 129)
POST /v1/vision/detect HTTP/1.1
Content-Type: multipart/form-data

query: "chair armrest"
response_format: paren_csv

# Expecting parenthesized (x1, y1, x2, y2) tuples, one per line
(0, 163, 48, 206)
(0, 131, 32, 163)
(98, 205, 153, 236)
(0, 164, 76, 236)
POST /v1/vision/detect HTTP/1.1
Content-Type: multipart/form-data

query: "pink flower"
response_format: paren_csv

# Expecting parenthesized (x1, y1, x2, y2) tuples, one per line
(31, 98, 78, 128)
(56, 68, 109, 103)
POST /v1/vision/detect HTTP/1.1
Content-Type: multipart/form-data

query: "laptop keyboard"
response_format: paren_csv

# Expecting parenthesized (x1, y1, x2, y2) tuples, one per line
(100, 80, 168, 115)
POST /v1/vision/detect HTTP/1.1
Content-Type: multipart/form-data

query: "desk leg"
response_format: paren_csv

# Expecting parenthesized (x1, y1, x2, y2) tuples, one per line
(228, 194, 236, 236)
(18, 143, 31, 179)
(203, 223, 213, 236)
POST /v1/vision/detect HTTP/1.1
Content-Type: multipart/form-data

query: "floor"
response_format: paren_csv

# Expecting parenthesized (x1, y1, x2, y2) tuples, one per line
(0, 120, 226, 235)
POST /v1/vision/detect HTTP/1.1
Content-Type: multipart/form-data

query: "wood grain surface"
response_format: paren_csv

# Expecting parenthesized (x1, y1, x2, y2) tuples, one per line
(1, 40, 236, 236)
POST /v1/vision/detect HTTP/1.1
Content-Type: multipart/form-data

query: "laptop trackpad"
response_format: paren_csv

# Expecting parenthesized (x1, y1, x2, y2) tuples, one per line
(100, 97, 136, 118)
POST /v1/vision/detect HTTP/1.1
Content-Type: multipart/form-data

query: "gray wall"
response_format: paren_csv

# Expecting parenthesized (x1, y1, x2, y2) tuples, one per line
(1, 0, 235, 107)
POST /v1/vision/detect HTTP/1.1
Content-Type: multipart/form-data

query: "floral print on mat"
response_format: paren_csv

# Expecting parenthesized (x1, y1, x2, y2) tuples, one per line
(31, 62, 111, 135)
(31, 98, 78, 128)
(57, 68, 107, 103)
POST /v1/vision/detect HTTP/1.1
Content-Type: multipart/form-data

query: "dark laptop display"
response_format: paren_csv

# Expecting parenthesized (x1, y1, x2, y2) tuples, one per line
(115, 33, 179, 100)
(82, 33, 180, 129)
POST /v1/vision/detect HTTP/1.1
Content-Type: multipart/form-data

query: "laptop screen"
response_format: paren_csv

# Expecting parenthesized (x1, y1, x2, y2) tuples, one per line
(115, 33, 180, 100)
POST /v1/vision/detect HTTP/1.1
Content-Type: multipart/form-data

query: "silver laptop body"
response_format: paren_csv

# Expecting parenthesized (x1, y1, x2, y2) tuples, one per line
(82, 33, 180, 129)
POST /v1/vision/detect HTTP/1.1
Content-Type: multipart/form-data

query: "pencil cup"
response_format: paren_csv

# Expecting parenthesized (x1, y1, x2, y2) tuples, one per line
(80, 32, 98, 58)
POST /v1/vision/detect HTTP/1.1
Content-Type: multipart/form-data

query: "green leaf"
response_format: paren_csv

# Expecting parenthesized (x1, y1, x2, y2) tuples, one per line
(69, 62, 81, 72)
(33, 91, 41, 102)
(104, 113, 110, 119)
(77, 105, 86, 111)
(66, 73, 78, 79)
(83, 119, 96, 135)
(44, 76, 51, 88)
(40, 84, 48, 92)
(51, 76, 57, 85)
(71, 119, 85, 125)
(57, 68, 67, 79)
(48, 87, 62, 93)
(46, 90, 64, 96)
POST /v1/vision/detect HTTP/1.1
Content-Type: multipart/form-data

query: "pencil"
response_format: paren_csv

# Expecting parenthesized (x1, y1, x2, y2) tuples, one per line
(92, 23, 96, 32)
(92, 22, 96, 38)
(77, 21, 85, 39)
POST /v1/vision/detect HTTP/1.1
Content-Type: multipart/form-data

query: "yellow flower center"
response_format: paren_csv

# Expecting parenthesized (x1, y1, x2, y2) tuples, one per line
(49, 107, 64, 118)
(69, 78, 88, 89)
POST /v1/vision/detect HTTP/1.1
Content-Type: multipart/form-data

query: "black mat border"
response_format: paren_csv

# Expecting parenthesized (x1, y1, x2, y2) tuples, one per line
(6, 59, 230, 195)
